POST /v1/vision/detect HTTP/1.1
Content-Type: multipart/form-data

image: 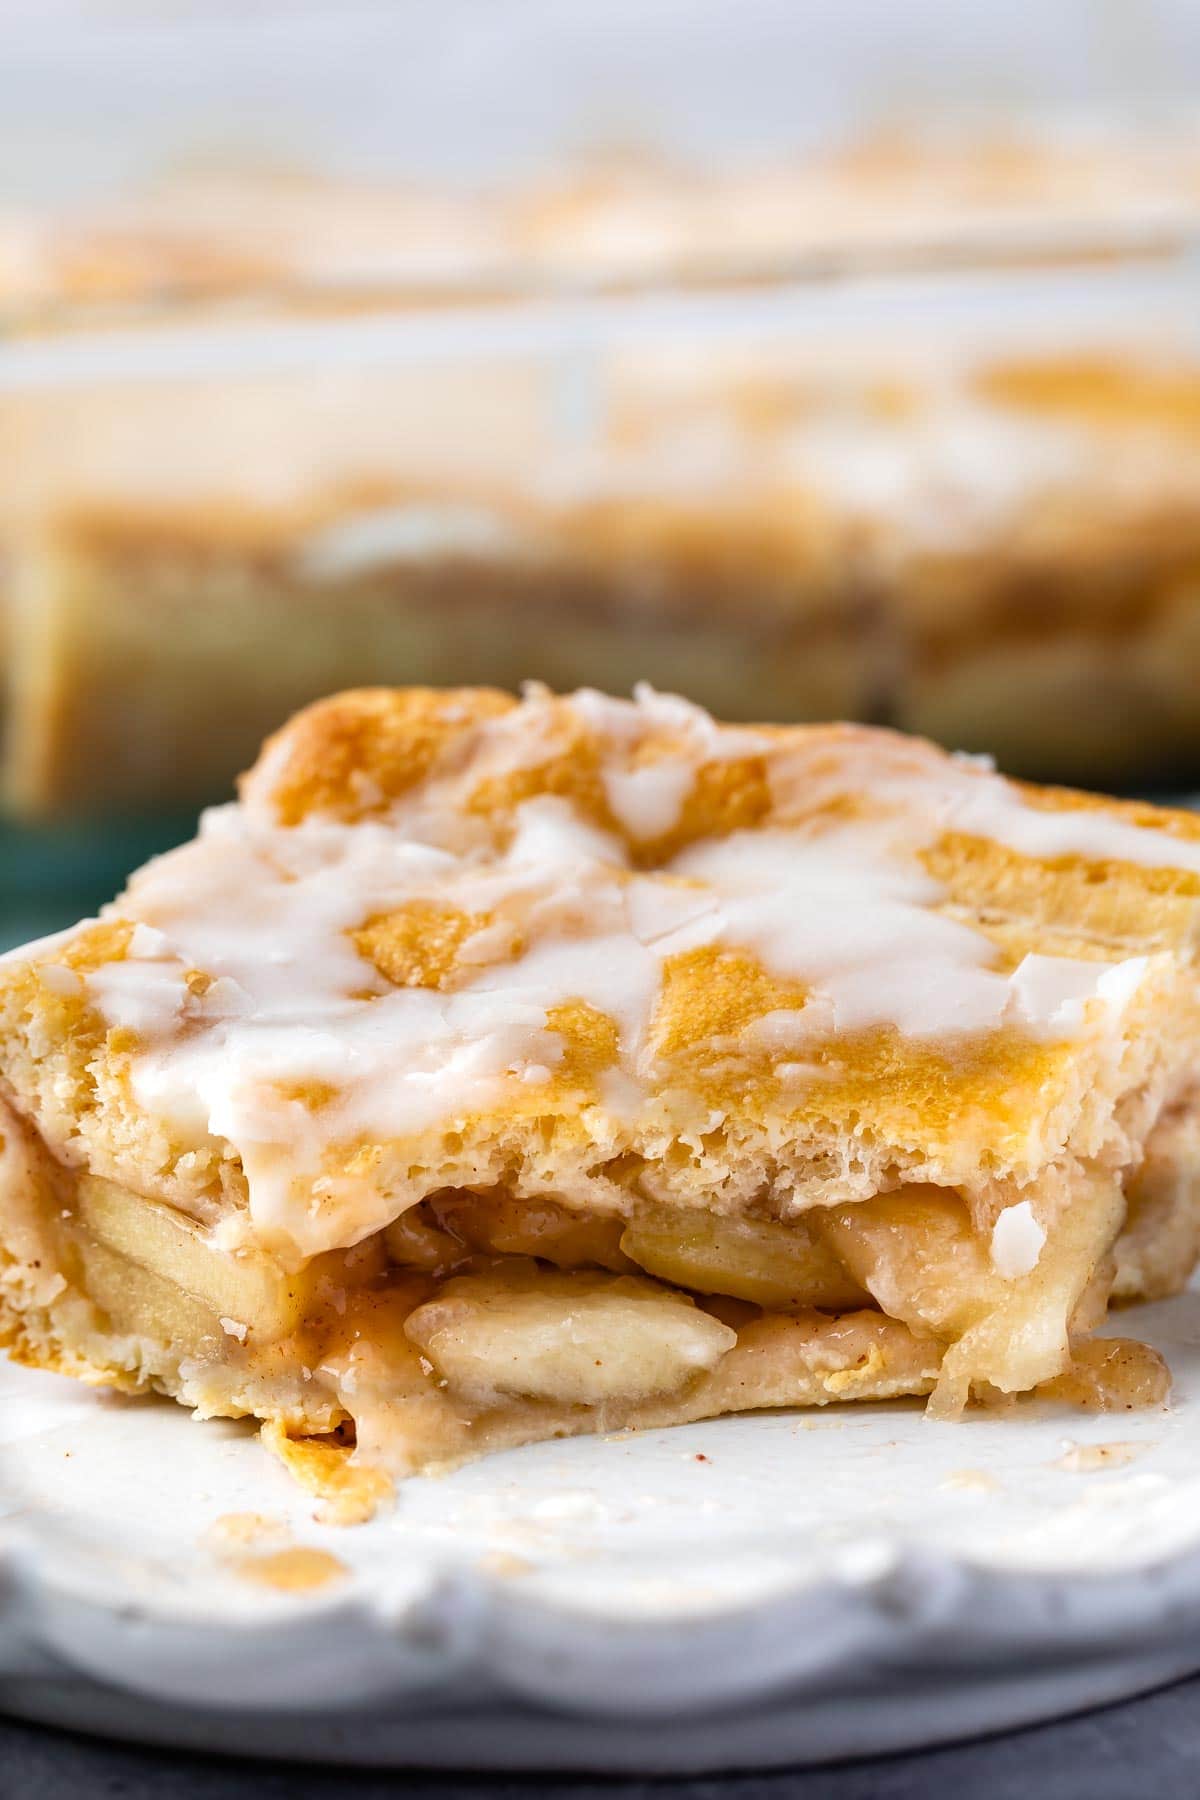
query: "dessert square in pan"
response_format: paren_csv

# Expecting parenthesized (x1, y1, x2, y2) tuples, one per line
(1, 482, 864, 817)
(6, 349, 1200, 818)
(0, 685, 1193, 1505)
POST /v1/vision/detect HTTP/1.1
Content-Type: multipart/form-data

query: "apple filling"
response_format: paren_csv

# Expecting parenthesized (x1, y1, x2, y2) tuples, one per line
(14, 1123, 1172, 1499)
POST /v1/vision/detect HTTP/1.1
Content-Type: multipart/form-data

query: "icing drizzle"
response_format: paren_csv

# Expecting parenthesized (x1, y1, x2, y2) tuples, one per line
(32, 687, 1199, 1255)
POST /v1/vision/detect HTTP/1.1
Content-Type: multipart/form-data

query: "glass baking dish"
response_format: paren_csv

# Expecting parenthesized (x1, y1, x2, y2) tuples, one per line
(6, 0, 1200, 936)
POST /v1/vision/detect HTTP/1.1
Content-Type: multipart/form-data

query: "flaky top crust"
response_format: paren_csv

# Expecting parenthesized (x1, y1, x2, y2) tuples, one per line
(3, 685, 1200, 1262)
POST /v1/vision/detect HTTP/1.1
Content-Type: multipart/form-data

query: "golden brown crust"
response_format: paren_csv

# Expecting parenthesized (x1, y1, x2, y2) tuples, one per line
(260, 686, 516, 826)
(7, 686, 1198, 1230)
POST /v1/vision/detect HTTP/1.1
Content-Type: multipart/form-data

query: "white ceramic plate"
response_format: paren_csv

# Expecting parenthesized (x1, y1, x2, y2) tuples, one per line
(2, 1293, 1200, 1773)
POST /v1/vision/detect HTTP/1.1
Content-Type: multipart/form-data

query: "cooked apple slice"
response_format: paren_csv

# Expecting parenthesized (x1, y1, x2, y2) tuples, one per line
(404, 1259, 735, 1405)
(820, 1179, 1126, 1411)
(817, 1186, 997, 1338)
(76, 1176, 320, 1342)
(621, 1205, 869, 1311)
(439, 1192, 633, 1271)
(75, 1233, 223, 1355)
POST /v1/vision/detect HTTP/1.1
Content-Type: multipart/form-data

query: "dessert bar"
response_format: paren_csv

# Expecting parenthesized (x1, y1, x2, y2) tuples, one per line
(0, 686, 1190, 1499)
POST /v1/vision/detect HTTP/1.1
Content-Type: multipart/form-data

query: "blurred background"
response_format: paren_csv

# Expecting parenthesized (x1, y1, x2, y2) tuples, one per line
(5, 0, 1200, 944)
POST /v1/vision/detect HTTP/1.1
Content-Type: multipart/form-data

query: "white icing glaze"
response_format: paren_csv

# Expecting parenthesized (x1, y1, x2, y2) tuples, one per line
(783, 402, 1093, 549)
(505, 796, 624, 871)
(29, 688, 1198, 1259)
(601, 758, 695, 841)
(295, 503, 538, 581)
(990, 1201, 1047, 1279)
(543, 354, 1200, 553)
(30, 963, 83, 1000)
(0, 922, 91, 970)
(950, 783, 1200, 876)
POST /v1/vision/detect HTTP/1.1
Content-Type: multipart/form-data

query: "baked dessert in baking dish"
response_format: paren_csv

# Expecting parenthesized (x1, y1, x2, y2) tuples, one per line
(0, 685, 1189, 1497)
(0, 477, 864, 818)
(6, 345, 1200, 816)
(890, 356, 1200, 780)
(614, 348, 1200, 787)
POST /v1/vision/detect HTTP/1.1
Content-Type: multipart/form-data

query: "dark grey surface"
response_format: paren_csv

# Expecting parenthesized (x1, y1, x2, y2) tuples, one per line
(5, 1674, 1200, 1800)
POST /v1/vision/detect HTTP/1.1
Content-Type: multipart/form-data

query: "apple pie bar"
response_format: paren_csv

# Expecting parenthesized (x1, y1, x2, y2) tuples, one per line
(8, 345, 1200, 821)
(0, 684, 1193, 1493)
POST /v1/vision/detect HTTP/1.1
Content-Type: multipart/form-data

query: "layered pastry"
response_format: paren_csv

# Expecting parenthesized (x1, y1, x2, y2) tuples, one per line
(0, 685, 1192, 1499)
(7, 344, 1200, 816)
